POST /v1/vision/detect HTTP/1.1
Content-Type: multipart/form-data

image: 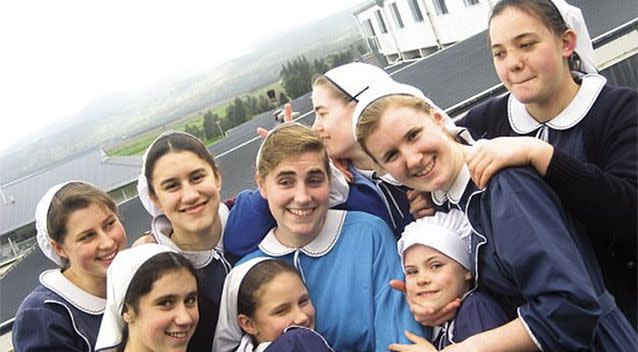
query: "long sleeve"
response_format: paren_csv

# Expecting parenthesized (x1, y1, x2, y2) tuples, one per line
(224, 189, 276, 257)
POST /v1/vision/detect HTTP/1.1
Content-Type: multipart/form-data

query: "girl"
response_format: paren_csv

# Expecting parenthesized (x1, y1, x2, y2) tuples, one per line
(391, 209, 510, 350)
(214, 257, 334, 352)
(95, 243, 198, 352)
(13, 181, 127, 351)
(459, 0, 637, 323)
(236, 123, 428, 351)
(354, 80, 637, 351)
(223, 63, 419, 258)
(137, 131, 236, 351)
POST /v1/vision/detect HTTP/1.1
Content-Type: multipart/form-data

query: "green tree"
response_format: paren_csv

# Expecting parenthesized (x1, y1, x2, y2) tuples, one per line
(203, 111, 221, 140)
(278, 92, 289, 105)
(313, 58, 329, 75)
(281, 55, 313, 99)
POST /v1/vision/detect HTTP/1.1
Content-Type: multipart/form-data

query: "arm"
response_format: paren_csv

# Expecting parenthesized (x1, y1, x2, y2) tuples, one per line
(224, 189, 276, 257)
(13, 304, 86, 352)
(441, 318, 537, 352)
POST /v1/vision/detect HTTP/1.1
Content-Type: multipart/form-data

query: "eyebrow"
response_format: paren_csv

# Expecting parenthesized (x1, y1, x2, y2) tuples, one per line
(491, 32, 537, 49)
(314, 105, 327, 113)
(307, 169, 327, 177)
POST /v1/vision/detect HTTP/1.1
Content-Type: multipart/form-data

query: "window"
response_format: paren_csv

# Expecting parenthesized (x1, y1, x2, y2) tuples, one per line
(432, 0, 448, 15)
(463, 0, 479, 6)
(375, 10, 388, 33)
(390, 3, 405, 29)
(408, 0, 424, 22)
(364, 18, 376, 37)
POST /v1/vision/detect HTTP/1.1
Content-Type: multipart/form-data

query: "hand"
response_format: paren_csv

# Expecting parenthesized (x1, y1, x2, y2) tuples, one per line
(256, 103, 294, 138)
(465, 137, 553, 189)
(390, 279, 461, 326)
(388, 330, 437, 352)
(333, 158, 354, 182)
(132, 233, 157, 246)
(407, 190, 435, 218)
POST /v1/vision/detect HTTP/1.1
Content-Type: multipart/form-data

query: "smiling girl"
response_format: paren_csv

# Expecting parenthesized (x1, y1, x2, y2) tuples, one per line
(233, 123, 427, 351)
(95, 243, 198, 352)
(354, 80, 637, 351)
(137, 131, 236, 351)
(214, 257, 334, 352)
(13, 181, 127, 351)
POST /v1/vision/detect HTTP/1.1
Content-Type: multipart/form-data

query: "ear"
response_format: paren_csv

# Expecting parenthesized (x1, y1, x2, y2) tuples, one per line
(238, 314, 258, 336)
(150, 192, 162, 210)
(256, 174, 268, 200)
(464, 270, 473, 281)
(215, 168, 223, 192)
(432, 111, 445, 127)
(51, 240, 68, 260)
(560, 29, 577, 59)
(123, 305, 136, 324)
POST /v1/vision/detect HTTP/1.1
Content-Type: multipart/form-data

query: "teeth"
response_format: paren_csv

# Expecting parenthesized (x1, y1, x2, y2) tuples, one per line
(99, 252, 116, 261)
(166, 331, 187, 338)
(289, 208, 313, 216)
(414, 158, 435, 177)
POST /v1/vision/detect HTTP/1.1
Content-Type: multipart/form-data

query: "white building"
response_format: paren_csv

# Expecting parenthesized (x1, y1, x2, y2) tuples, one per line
(355, 0, 497, 62)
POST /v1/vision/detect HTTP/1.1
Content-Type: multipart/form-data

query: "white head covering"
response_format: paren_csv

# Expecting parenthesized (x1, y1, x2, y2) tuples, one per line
(351, 79, 458, 140)
(398, 209, 473, 273)
(95, 243, 178, 351)
(255, 122, 349, 207)
(549, 0, 597, 73)
(213, 257, 274, 352)
(35, 181, 96, 267)
(136, 130, 209, 217)
(323, 62, 394, 103)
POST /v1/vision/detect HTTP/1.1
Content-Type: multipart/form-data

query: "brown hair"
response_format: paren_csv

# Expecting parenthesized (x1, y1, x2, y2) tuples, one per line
(47, 182, 119, 245)
(312, 75, 353, 106)
(144, 132, 219, 196)
(355, 95, 435, 161)
(237, 259, 303, 318)
(256, 124, 330, 181)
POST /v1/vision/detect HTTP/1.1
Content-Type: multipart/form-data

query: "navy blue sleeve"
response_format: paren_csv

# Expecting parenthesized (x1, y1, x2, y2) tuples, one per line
(223, 189, 276, 257)
(453, 290, 512, 343)
(13, 303, 86, 352)
(484, 168, 602, 351)
(265, 327, 335, 352)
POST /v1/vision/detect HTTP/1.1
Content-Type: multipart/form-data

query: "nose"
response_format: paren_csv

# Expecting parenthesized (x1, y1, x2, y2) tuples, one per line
(311, 116, 322, 131)
(181, 182, 199, 203)
(175, 304, 197, 326)
(294, 184, 312, 204)
(416, 272, 431, 286)
(292, 307, 311, 327)
(97, 230, 116, 250)
(404, 148, 422, 170)
(505, 49, 523, 71)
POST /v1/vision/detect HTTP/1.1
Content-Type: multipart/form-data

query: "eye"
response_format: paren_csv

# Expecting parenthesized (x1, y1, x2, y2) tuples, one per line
(163, 182, 179, 191)
(520, 41, 536, 49)
(158, 300, 173, 308)
(404, 267, 417, 276)
(104, 218, 117, 230)
(277, 177, 294, 188)
(79, 232, 96, 242)
(307, 176, 326, 187)
(185, 294, 198, 306)
(191, 171, 206, 182)
(299, 295, 310, 306)
(492, 50, 504, 59)
(383, 150, 399, 164)
(273, 305, 290, 316)
(430, 262, 443, 270)
(406, 129, 420, 142)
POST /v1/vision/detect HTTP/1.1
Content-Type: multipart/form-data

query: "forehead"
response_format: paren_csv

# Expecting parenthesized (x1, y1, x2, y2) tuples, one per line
(145, 268, 197, 299)
(403, 244, 443, 263)
(152, 151, 213, 178)
(312, 84, 343, 108)
(270, 152, 327, 175)
(489, 7, 551, 42)
(256, 271, 305, 304)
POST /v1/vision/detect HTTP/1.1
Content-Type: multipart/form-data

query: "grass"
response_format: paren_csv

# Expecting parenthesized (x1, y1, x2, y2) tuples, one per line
(107, 80, 285, 156)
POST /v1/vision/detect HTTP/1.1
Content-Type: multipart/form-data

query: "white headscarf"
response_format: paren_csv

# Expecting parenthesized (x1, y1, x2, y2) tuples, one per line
(35, 181, 95, 266)
(136, 130, 203, 217)
(213, 257, 274, 352)
(95, 243, 178, 352)
(323, 62, 394, 103)
(549, 0, 597, 73)
(398, 209, 473, 273)
(255, 122, 349, 207)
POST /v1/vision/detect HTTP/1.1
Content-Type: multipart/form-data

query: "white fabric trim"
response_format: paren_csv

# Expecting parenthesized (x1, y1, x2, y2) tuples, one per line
(44, 299, 92, 352)
(432, 164, 471, 206)
(40, 269, 105, 315)
(258, 210, 346, 257)
(517, 307, 544, 351)
(508, 74, 606, 134)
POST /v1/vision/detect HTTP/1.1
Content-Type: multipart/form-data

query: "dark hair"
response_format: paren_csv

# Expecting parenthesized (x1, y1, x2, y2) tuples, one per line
(489, 0, 581, 73)
(144, 133, 219, 196)
(256, 124, 330, 181)
(123, 252, 198, 311)
(47, 182, 120, 268)
(237, 259, 303, 318)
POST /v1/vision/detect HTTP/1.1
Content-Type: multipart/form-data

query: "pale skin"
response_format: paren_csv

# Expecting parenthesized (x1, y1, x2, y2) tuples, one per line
(465, 7, 579, 188)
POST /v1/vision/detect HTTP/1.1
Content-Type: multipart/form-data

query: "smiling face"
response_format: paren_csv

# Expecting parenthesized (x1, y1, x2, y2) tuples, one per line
(150, 151, 222, 240)
(257, 151, 330, 248)
(54, 203, 126, 287)
(311, 84, 357, 160)
(489, 6, 575, 113)
(239, 271, 315, 344)
(125, 268, 199, 352)
(403, 244, 472, 315)
(364, 103, 463, 193)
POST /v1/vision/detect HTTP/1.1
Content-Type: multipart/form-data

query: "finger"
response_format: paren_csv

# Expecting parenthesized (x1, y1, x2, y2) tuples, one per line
(406, 189, 419, 202)
(387, 343, 409, 351)
(284, 103, 293, 122)
(404, 330, 429, 344)
(414, 207, 436, 218)
(389, 279, 407, 293)
(256, 127, 269, 139)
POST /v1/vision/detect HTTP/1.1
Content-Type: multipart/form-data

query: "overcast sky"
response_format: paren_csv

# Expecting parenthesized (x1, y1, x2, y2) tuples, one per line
(0, 0, 365, 152)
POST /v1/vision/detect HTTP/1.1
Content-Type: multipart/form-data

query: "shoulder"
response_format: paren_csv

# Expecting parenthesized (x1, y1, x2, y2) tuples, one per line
(343, 211, 394, 237)
(453, 290, 511, 342)
(266, 326, 334, 352)
(459, 95, 509, 137)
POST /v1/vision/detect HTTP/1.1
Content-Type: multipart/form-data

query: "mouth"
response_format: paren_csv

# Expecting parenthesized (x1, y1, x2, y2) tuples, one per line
(179, 199, 209, 214)
(96, 251, 117, 263)
(165, 330, 190, 343)
(417, 290, 439, 297)
(287, 207, 315, 217)
(412, 156, 436, 178)
(512, 76, 534, 85)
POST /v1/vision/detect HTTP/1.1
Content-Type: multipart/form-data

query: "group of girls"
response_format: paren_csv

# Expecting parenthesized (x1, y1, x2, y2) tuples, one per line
(12, 0, 637, 351)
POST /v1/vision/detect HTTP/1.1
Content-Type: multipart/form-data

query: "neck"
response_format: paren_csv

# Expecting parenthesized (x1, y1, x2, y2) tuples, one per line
(123, 331, 150, 352)
(63, 269, 106, 298)
(274, 220, 325, 249)
(347, 146, 378, 171)
(442, 143, 470, 192)
(526, 74, 580, 123)
(171, 215, 222, 251)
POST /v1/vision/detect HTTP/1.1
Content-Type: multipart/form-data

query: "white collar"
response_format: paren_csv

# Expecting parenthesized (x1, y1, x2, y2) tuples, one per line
(151, 203, 229, 269)
(432, 164, 471, 206)
(39, 269, 106, 315)
(258, 210, 346, 257)
(508, 74, 606, 134)
(353, 166, 403, 186)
